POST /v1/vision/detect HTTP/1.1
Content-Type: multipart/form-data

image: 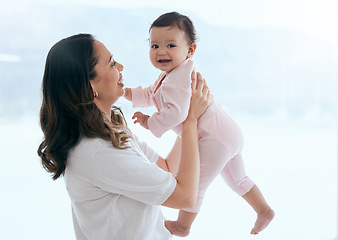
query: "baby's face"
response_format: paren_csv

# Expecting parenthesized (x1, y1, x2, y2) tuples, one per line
(149, 26, 193, 74)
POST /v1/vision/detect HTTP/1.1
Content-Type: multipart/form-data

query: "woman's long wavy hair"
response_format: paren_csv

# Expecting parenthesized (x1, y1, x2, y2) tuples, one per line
(38, 34, 131, 180)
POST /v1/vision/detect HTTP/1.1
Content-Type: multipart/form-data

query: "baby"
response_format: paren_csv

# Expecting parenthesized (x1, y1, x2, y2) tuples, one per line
(124, 12, 274, 237)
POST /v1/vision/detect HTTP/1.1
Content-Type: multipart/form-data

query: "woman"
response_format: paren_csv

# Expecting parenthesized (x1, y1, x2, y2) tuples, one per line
(37, 34, 210, 239)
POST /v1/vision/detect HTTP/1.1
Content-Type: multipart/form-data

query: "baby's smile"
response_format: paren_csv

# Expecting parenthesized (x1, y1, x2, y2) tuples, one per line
(158, 59, 171, 63)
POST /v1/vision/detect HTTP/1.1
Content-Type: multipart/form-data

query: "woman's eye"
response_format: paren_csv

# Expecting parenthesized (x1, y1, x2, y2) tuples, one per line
(168, 44, 175, 48)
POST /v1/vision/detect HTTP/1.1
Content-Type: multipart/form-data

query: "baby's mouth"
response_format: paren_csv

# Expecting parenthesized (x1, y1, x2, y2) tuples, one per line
(158, 59, 171, 63)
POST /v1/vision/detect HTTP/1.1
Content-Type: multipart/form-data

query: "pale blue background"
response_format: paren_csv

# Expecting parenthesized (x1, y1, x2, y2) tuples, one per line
(0, 0, 336, 239)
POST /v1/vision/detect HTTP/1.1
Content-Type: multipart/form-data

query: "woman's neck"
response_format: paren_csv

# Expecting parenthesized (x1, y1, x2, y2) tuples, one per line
(94, 100, 112, 122)
(102, 111, 111, 122)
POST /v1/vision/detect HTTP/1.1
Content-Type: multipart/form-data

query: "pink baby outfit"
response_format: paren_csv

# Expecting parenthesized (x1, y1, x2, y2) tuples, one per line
(131, 59, 255, 213)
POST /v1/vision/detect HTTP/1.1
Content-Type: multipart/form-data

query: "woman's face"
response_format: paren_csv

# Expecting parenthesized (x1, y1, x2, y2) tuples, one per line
(90, 41, 124, 110)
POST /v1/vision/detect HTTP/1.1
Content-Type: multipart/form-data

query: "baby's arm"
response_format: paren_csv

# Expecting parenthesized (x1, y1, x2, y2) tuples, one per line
(130, 73, 165, 108)
(124, 83, 156, 130)
(147, 61, 194, 137)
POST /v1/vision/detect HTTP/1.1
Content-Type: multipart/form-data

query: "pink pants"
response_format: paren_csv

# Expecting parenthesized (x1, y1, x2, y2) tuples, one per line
(183, 101, 255, 213)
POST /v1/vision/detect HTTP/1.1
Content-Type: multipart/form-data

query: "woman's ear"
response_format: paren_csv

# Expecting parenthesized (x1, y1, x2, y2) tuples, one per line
(89, 80, 95, 90)
(187, 43, 197, 58)
(89, 81, 97, 97)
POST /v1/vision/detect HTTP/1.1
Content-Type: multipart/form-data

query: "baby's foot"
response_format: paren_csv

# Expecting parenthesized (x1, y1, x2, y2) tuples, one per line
(165, 220, 191, 237)
(250, 208, 275, 235)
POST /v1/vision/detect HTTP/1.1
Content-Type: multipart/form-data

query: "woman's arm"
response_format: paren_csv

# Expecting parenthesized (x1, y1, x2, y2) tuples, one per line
(156, 137, 181, 175)
(162, 72, 210, 209)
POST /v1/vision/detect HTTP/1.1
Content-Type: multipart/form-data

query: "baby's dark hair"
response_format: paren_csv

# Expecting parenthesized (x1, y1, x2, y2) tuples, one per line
(150, 11, 197, 44)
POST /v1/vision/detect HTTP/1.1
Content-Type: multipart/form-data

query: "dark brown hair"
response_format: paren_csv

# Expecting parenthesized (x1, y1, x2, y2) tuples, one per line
(150, 11, 197, 44)
(38, 34, 130, 180)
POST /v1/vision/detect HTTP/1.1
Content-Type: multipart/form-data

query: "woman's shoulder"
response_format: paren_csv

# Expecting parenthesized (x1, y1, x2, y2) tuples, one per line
(69, 137, 107, 161)
(78, 136, 139, 156)
(75, 136, 102, 149)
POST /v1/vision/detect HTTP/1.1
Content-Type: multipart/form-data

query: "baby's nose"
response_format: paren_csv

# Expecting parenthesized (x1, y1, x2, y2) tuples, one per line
(157, 49, 166, 55)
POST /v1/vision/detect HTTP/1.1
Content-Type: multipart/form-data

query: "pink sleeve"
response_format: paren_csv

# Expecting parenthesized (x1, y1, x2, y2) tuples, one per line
(131, 73, 165, 108)
(148, 59, 195, 137)
(131, 86, 154, 108)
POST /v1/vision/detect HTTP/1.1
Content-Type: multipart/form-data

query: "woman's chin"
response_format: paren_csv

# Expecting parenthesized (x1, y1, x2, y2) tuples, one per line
(121, 88, 125, 96)
(115, 89, 125, 101)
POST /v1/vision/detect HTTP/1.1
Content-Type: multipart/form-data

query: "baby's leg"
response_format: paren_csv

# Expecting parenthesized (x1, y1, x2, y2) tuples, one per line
(219, 153, 255, 195)
(242, 185, 275, 234)
(220, 154, 274, 234)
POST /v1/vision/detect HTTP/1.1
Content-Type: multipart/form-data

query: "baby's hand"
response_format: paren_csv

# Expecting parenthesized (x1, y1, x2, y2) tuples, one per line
(132, 112, 150, 130)
(123, 88, 132, 101)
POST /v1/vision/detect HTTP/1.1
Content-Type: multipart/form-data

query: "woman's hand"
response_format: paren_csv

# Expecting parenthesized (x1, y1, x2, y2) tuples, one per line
(184, 71, 210, 123)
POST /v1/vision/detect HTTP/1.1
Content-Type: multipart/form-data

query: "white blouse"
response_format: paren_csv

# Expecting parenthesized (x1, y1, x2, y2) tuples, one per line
(64, 133, 176, 240)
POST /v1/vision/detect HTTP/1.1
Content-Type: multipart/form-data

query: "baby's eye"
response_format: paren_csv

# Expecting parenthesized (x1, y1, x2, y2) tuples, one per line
(111, 61, 116, 67)
(167, 44, 175, 48)
(151, 45, 159, 49)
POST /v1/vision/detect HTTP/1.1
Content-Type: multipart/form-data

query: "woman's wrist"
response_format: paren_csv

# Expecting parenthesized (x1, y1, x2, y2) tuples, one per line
(182, 116, 198, 128)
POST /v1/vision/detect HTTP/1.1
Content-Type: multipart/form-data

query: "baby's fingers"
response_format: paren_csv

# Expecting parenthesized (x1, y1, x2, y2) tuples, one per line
(132, 111, 142, 119)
